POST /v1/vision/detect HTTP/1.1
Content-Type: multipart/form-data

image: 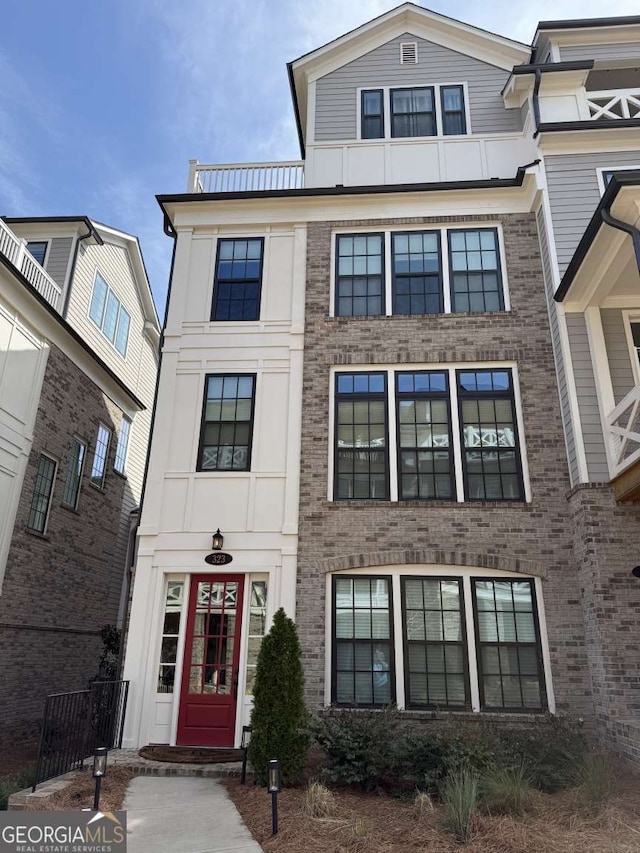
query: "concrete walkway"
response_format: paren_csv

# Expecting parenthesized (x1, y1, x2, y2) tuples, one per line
(123, 776, 262, 853)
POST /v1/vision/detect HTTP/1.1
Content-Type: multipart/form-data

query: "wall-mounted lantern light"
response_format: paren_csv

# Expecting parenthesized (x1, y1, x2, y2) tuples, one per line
(92, 747, 108, 811)
(212, 529, 224, 551)
(267, 759, 281, 835)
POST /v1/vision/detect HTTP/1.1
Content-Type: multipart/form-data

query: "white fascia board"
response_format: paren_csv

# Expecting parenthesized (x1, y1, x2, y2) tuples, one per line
(562, 230, 630, 312)
(0, 269, 143, 418)
(165, 179, 537, 230)
(4, 221, 85, 241)
(293, 5, 529, 80)
(537, 127, 640, 155)
(551, 25, 640, 48)
(91, 222, 161, 333)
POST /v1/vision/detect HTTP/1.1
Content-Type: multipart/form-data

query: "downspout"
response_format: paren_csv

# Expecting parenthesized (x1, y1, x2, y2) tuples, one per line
(532, 68, 542, 138)
(601, 208, 640, 272)
(62, 219, 103, 319)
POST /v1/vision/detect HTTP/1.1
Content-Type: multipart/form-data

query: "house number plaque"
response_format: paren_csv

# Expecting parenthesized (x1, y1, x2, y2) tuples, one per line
(204, 552, 233, 566)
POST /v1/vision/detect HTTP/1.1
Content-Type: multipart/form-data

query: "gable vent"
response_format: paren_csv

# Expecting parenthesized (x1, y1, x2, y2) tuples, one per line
(400, 41, 418, 64)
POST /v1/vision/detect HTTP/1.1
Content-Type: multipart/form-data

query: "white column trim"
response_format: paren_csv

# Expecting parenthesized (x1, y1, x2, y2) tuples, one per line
(584, 305, 617, 478)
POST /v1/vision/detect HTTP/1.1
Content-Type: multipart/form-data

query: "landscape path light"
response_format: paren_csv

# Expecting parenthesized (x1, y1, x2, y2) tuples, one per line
(92, 746, 108, 811)
(267, 759, 281, 835)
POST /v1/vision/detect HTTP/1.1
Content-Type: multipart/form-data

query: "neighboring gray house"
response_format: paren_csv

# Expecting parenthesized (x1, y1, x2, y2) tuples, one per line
(0, 215, 160, 743)
(122, 5, 639, 765)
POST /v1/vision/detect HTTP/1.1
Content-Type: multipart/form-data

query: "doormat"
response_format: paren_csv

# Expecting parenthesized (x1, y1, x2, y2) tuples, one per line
(139, 745, 243, 764)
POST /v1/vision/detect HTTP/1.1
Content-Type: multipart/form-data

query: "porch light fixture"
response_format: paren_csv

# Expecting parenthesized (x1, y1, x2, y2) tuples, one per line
(267, 759, 281, 835)
(92, 747, 108, 811)
(212, 529, 224, 551)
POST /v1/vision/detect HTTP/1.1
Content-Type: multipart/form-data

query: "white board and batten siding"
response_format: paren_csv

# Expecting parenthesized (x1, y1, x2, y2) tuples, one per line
(124, 225, 305, 748)
(544, 151, 640, 275)
(0, 291, 49, 590)
(565, 313, 609, 482)
(314, 33, 522, 141)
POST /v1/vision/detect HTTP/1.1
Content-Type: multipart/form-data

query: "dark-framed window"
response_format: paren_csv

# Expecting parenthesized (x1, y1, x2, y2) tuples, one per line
(441, 85, 466, 136)
(449, 229, 503, 313)
(391, 87, 436, 137)
(361, 89, 384, 139)
(392, 231, 442, 315)
(402, 577, 469, 708)
(114, 418, 131, 475)
(335, 234, 384, 317)
(61, 438, 86, 509)
(332, 576, 394, 706)
(472, 579, 545, 711)
(26, 241, 48, 265)
(457, 370, 524, 501)
(27, 454, 57, 533)
(197, 374, 256, 471)
(211, 238, 264, 321)
(90, 424, 112, 488)
(396, 371, 454, 500)
(602, 167, 640, 188)
(334, 373, 388, 499)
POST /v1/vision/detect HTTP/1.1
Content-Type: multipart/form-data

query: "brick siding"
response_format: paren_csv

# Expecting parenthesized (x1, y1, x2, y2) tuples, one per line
(296, 212, 594, 722)
(0, 344, 134, 743)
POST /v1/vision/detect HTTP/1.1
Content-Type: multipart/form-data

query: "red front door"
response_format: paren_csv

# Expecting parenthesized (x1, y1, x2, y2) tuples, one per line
(177, 574, 244, 747)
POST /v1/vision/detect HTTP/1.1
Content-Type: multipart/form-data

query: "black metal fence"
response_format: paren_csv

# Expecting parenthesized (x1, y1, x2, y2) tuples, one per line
(32, 680, 129, 791)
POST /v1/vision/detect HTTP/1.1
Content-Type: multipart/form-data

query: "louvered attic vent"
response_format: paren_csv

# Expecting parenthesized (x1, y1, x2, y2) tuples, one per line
(400, 41, 418, 64)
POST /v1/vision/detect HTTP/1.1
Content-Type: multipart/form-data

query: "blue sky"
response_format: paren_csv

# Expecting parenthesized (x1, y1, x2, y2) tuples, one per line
(1, 0, 637, 315)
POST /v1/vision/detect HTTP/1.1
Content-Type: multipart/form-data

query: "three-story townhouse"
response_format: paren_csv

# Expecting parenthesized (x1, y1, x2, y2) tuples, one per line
(123, 4, 639, 763)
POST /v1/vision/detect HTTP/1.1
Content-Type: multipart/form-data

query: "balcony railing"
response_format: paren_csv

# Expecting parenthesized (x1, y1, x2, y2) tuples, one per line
(188, 159, 304, 193)
(0, 218, 62, 310)
(607, 383, 640, 479)
(586, 88, 640, 121)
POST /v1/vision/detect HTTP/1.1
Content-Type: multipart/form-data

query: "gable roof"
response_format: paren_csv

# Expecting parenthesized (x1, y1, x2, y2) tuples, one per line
(287, 3, 531, 155)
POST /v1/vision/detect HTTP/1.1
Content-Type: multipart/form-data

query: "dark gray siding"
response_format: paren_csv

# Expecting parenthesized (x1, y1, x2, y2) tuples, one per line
(559, 43, 640, 62)
(536, 205, 579, 484)
(544, 151, 640, 274)
(565, 312, 609, 481)
(602, 308, 635, 404)
(315, 33, 521, 141)
(45, 237, 73, 288)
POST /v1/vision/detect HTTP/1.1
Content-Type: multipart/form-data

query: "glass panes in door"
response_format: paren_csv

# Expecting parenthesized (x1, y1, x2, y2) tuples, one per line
(189, 581, 239, 695)
(157, 581, 185, 692)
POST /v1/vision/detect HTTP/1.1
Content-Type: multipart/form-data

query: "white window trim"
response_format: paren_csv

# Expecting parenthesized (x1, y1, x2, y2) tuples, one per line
(356, 82, 472, 141)
(330, 223, 511, 318)
(61, 436, 87, 511)
(28, 453, 58, 535)
(90, 423, 112, 490)
(26, 240, 50, 268)
(327, 361, 531, 503)
(622, 310, 640, 385)
(87, 268, 131, 359)
(323, 565, 555, 714)
(114, 417, 132, 476)
(595, 165, 640, 196)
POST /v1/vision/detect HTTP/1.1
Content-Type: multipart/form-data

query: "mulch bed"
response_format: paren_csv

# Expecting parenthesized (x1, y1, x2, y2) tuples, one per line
(224, 774, 640, 853)
(139, 745, 243, 764)
(29, 766, 135, 812)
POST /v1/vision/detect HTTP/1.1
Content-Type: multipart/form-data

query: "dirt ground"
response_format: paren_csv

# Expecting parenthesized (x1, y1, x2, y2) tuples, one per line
(224, 774, 640, 853)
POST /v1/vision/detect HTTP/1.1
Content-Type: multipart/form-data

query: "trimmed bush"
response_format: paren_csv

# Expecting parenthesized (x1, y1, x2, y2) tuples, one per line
(248, 608, 308, 786)
(311, 708, 399, 791)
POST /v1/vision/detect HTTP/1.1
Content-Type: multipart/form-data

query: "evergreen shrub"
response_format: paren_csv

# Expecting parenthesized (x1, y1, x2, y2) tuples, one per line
(247, 608, 308, 785)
